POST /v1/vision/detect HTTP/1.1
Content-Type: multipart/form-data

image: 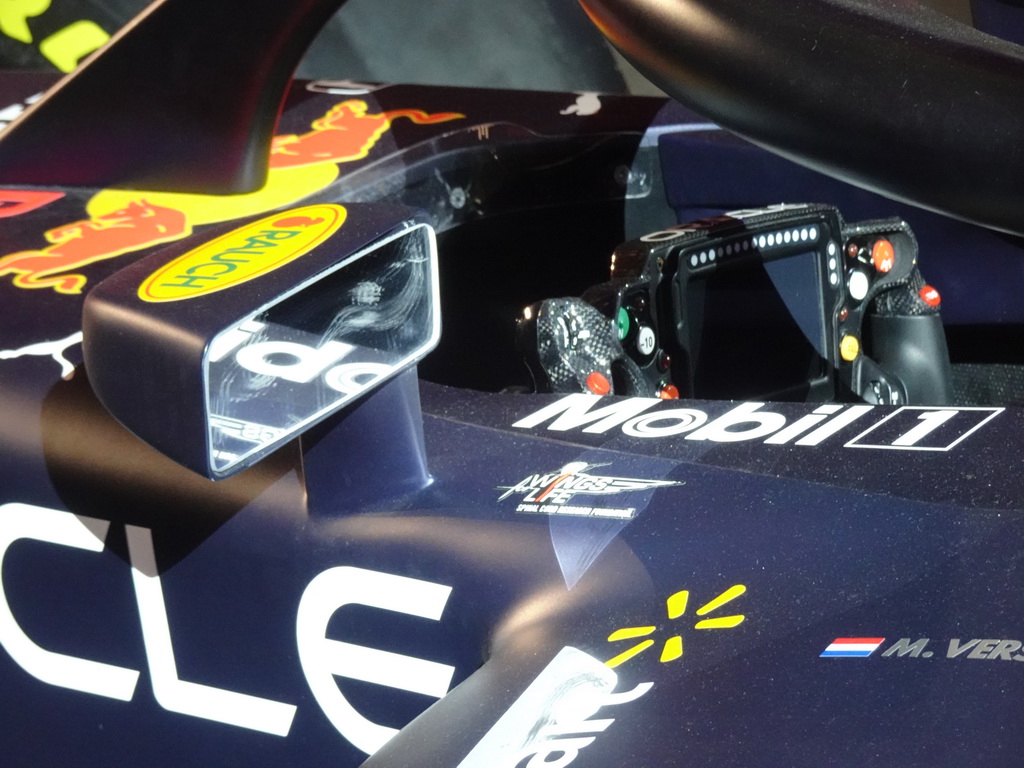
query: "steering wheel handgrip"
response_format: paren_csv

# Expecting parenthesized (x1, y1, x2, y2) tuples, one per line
(868, 265, 953, 404)
(517, 298, 651, 396)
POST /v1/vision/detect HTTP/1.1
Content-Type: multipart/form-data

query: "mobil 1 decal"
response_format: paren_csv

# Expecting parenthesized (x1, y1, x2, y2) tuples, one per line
(512, 394, 1003, 452)
(844, 406, 1003, 451)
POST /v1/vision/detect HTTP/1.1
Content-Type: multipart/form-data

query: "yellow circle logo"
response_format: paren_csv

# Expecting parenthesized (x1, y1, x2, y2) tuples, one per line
(138, 204, 347, 302)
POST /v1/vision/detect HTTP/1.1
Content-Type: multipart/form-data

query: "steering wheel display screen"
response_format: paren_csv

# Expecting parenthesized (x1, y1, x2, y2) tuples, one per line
(690, 250, 828, 400)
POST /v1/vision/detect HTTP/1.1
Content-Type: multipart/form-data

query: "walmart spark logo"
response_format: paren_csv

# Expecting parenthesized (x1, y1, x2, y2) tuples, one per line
(605, 585, 747, 668)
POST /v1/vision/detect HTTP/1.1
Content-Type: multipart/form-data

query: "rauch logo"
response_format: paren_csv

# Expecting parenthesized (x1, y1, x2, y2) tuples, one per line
(137, 204, 347, 302)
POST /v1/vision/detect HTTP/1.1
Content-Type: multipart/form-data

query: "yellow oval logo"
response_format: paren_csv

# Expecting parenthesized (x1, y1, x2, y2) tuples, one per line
(138, 204, 347, 302)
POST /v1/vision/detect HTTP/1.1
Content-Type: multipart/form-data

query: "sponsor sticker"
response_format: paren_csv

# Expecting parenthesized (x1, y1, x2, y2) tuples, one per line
(138, 205, 347, 302)
(0, 503, 454, 752)
(498, 461, 680, 520)
(459, 582, 747, 767)
(606, 585, 747, 667)
(512, 395, 1004, 452)
(457, 647, 651, 768)
(844, 406, 1004, 451)
(821, 635, 1024, 662)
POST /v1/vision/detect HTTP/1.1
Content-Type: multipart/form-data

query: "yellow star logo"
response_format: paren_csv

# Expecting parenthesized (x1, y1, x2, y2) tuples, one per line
(605, 584, 747, 668)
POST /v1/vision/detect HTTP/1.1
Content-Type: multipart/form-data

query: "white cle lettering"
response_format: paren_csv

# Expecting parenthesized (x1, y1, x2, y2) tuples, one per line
(0, 503, 459, 751)
(0, 503, 140, 701)
(0, 503, 294, 735)
(512, 395, 884, 447)
(296, 566, 455, 755)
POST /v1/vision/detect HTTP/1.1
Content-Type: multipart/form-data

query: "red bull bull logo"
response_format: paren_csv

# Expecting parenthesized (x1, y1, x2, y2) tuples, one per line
(0, 200, 189, 294)
(0, 100, 463, 294)
(270, 99, 463, 169)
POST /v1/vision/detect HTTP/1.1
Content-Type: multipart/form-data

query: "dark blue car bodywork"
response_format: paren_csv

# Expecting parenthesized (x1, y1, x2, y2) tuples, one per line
(1, 1, 1023, 765)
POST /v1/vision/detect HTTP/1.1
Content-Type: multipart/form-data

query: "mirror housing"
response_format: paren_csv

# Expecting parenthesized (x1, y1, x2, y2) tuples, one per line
(83, 202, 439, 479)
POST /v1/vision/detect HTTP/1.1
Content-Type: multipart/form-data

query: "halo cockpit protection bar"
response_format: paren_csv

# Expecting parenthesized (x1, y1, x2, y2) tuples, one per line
(578, 0, 1024, 236)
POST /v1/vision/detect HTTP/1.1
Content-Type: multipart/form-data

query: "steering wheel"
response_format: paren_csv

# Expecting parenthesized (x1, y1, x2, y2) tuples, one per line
(577, 0, 1024, 236)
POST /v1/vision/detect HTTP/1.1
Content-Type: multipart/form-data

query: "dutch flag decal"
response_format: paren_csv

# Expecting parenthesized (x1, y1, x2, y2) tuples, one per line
(820, 637, 885, 658)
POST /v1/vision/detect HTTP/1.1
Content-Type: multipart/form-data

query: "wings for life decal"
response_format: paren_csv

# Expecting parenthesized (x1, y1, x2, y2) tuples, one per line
(497, 461, 681, 519)
(0, 99, 462, 294)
